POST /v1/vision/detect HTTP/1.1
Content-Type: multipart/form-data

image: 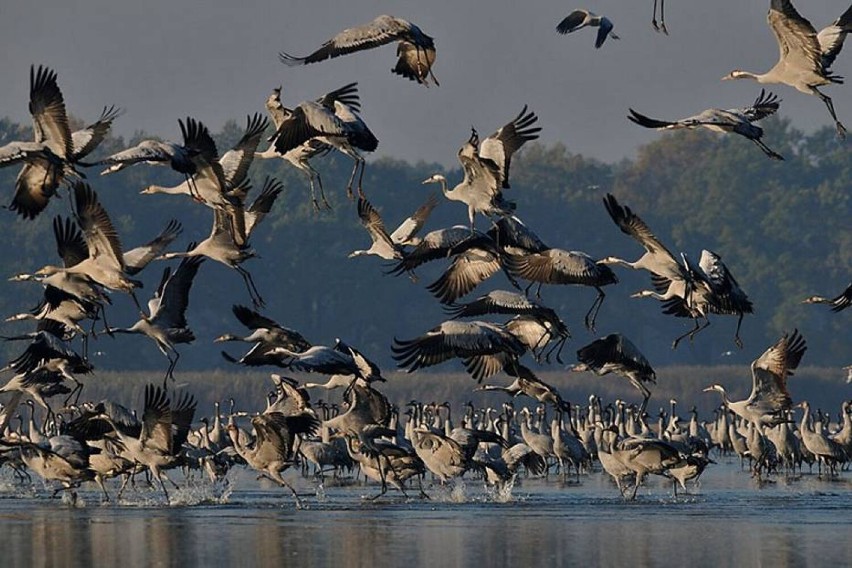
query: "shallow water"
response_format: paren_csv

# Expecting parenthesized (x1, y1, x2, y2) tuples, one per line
(1, 460, 850, 567)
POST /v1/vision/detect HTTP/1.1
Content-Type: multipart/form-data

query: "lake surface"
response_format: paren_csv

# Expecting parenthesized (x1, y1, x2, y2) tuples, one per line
(1, 460, 850, 567)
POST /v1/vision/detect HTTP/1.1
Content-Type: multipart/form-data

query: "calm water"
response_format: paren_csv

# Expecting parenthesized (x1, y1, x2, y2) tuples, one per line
(1, 460, 850, 567)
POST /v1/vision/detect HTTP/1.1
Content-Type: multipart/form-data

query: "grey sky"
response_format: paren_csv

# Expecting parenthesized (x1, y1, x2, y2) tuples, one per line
(2, 1, 850, 166)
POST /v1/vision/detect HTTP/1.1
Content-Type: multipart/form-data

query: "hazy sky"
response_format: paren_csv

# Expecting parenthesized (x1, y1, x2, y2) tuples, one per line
(2, 1, 851, 166)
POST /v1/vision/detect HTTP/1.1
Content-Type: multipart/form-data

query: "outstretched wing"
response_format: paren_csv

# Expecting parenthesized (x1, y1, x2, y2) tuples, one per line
(748, 329, 806, 409)
(71, 106, 123, 161)
(478, 106, 541, 189)
(218, 113, 269, 188)
(74, 182, 125, 270)
(123, 220, 182, 275)
(29, 65, 72, 158)
(738, 90, 782, 122)
(279, 15, 410, 65)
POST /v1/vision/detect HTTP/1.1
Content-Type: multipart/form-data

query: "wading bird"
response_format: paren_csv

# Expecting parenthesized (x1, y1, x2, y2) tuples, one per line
(556, 9, 620, 48)
(279, 15, 439, 86)
(573, 333, 656, 413)
(228, 409, 319, 507)
(0, 66, 119, 219)
(422, 106, 540, 231)
(271, 83, 377, 202)
(724, 0, 852, 139)
(255, 86, 331, 209)
(802, 281, 851, 312)
(627, 90, 784, 160)
(106, 255, 205, 386)
(704, 330, 806, 427)
(217, 305, 312, 367)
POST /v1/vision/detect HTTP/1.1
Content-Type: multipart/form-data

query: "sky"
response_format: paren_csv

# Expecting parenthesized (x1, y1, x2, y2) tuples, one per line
(2, 1, 851, 167)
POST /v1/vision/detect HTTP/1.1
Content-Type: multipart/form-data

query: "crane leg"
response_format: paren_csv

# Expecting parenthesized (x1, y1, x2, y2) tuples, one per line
(356, 157, 367, 199)
(733, 313, 745, 349)
(584, 288, 606, 332)
(237, 266, 265, 309)
(660, 0, 668, 34)
(163, 350, 179, 389)
(752, 138, 784, 161)
(345, 159, 359, 199)
(652, 0, 660, 31)
(671, 316, 704, 349)
(816, 90, 847, 139)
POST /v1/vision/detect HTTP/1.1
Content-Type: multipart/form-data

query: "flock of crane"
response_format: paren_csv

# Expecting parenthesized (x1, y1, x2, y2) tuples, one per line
(0, 0, 849, 506)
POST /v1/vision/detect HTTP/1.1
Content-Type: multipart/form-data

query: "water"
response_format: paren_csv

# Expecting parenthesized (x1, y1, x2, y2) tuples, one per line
(1, 460, 850, 567)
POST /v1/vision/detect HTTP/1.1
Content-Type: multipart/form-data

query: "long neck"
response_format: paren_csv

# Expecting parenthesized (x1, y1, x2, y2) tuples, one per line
(732, 70, 765, 83)
(800, 404, 811, 432)
(146, 182, 189, 195)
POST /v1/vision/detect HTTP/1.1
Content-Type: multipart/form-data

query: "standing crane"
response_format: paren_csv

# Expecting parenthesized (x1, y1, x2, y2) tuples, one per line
(724, 0, 852, 139)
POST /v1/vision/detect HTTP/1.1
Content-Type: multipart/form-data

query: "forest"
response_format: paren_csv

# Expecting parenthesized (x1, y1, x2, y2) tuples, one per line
(0, 113, 848, 393)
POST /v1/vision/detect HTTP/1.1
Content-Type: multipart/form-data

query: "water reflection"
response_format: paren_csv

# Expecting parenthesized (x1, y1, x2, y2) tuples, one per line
(0, 463, 850, 567)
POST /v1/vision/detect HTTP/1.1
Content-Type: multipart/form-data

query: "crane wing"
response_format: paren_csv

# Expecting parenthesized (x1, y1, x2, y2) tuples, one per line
(393, 40, 438, 85)
(52, 216, 89, 268)
(152, 255, 204, 328)
(748, 329, 806, 408)
(279, 15, 408, 65)
(556, 11, 588, 34)
(123, 220, 183, 276)
(426, 247, 504, 305)
(478, 106, 541, 189)
(738, 89, 782, 122)
(244, 177, 283, 237)
(767, 0, 822, 73)
(817, 4, 852, 70)
(29, 65, 72, 158)
(218, 114, 269, 189)
(232, 304, 282, 331)
(389, 193, 439, 245)
(71, 106, 123, 161)
(73, 182, 125, 270)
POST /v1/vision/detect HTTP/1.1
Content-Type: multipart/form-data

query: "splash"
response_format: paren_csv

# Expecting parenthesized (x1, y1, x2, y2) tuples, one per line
(485, 476, 516, 503)
(116, 473, 233, 507)
(315, 482, 327, 502)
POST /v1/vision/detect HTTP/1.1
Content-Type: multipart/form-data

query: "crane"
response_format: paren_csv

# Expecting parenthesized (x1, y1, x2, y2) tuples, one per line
(106, 255, 205, 387)
(573, 333, 657, 413)
(556, 9, 620, 48)
(280, 15, 439, 86)
(802, 281, 851, 311)
(422, 106, 540, 231)
(255, 86, 332, 210)
(271, 83, 377, 201)
(0, 66, 118, 220)
(724, 0, 852, 139)
(703, 329, 807, 427)
(628, 90, 784, 160)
